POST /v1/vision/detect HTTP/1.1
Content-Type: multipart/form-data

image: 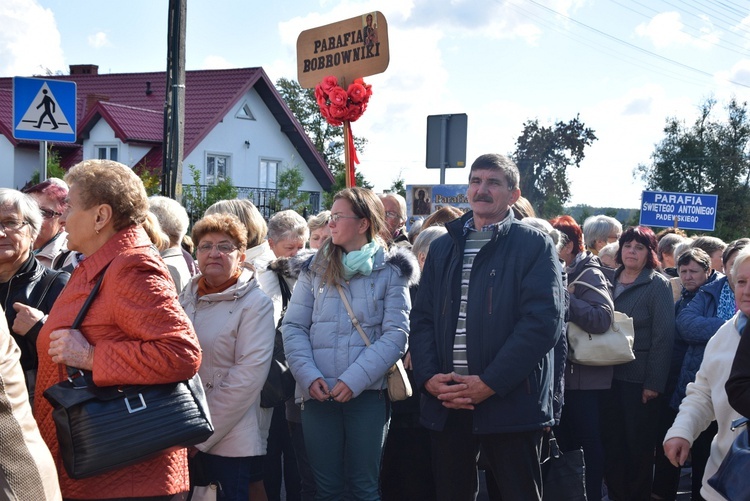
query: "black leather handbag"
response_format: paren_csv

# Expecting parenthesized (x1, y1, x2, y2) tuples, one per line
(260, 274, 296, 408)
(43, 269, 214, 479)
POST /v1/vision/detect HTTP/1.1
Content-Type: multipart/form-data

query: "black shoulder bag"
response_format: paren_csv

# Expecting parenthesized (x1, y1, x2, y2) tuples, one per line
(259, 273, 296, 408)
(43, 269, 214, 479)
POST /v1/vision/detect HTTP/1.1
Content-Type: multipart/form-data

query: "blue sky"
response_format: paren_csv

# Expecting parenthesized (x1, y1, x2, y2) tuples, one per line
(2, 0, 749, 208)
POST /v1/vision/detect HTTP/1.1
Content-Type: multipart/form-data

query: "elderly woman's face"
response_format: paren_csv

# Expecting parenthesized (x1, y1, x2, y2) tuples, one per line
(679, 260, 710, 293)
(60, 184, 99, 255)
(308, 227, 330, 250)
(621, 239, 649, 272)
(30, 192, 64, 250)
(0, 203, 33, 269)
(269, 237, 305, 258)
(196, 232, 244, 286)
(733, 258, 750, 316)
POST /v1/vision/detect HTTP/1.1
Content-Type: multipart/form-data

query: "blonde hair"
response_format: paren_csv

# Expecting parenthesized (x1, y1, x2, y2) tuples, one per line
(142, 212, 170, 252)
(307, 210, 331, 232)
(205, 199, 266, 249)
(317, 187, 386, 284)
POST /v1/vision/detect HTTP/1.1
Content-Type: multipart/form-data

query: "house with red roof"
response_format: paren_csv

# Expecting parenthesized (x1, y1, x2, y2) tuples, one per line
(0, 65, 333, 214)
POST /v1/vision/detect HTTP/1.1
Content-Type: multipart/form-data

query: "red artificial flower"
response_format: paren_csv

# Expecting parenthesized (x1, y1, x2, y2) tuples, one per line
(320, 76, 339, 94)
(347, 82, 367, 104)
(314, 75, 371, 126)
(329, 87, 348, 107)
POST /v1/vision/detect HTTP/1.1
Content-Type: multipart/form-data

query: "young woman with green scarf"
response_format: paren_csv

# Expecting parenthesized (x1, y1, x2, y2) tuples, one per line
(281, 187, 418, 501)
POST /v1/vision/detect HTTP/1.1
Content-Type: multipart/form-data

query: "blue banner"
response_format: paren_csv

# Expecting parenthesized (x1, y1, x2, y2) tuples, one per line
(640, 190, 718, 231)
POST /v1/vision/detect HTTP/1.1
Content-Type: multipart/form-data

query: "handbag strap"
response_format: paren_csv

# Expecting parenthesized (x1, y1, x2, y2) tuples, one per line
(66, 268, 108, 378)
(335, 284, 370, 347)
(568, 268, 615, 311)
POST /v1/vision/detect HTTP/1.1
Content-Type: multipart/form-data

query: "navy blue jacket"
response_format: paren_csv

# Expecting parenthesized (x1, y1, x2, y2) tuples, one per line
(410, 211, 565, 433)
(672, 274, 728, 409)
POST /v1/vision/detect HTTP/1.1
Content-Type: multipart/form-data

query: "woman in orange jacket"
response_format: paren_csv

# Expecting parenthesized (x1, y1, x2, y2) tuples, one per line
(35, 159, 202, 500)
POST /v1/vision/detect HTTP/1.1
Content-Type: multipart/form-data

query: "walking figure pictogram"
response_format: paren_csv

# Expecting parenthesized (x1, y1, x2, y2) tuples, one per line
(34, 89, 58, 130)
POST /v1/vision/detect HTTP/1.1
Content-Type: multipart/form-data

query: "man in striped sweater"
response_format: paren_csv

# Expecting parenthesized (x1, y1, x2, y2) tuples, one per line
(411, 153, 565, 501)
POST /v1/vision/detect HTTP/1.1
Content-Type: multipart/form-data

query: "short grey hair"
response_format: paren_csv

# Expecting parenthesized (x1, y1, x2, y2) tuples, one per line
(522, 217, 563, 251)
(412, 226, 447, 261)
(268, 210, 309, 243)
(582, 215, 622, 249)
(0, 188, 41, 241)
(657, 233, 686, 262)
(691, 236, 727, 257)
(149, 195, 189, 246)
(378, 193, 407, 221)
(598, 241, 619, 262)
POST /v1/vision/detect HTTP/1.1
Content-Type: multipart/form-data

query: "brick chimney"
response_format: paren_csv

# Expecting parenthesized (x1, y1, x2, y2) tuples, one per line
(69, 64, 99, 75)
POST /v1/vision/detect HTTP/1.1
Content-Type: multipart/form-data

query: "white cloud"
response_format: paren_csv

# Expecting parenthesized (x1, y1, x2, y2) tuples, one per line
(87, 31, 110, 49)
(200, 55, 234, 70)
(714, 59, 750, 94)
(566, 84, 697, 208)
(635, 12, 719, 50)
(0, 0, 65, 77)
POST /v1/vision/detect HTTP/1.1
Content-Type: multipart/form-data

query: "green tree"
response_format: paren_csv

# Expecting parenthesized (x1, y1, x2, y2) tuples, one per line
(512, 115, 597, 218)
(637, 97, 750, 241)
(275, 163, 310, 214)
(389, 174, 406, 198)
(275, 77, 371, 208)
(182, 165, 238, 227)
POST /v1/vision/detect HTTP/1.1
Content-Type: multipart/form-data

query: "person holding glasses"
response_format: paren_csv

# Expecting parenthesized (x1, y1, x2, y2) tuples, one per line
(181, 212, 276, 501)
(282, 187, 417, 501)
(0, 188, 69, 407)
(23, 178, 78, 271)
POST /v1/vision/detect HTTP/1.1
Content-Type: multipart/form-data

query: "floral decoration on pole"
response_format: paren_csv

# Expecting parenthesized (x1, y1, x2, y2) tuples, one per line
(315, 76, 372, 187)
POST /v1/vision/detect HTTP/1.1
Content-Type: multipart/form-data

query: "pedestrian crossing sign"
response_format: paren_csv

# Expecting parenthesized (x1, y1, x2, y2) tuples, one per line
(13, 77, 77, 143)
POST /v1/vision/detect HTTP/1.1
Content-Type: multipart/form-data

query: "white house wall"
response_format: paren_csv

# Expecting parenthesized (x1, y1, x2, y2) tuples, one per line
(182, 87, 324, 194)
(84, 119, 148, 168)
(2, 141, 42, 189)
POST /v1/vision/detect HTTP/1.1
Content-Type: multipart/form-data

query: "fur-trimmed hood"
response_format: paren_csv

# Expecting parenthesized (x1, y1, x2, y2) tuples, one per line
(268, 249, 317, 280)
(294, 244, 420, 287)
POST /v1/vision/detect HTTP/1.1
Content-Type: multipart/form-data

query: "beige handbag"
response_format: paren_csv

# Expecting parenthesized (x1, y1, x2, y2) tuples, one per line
(567, 270, 635, 366)
(336, 284, 412, 401)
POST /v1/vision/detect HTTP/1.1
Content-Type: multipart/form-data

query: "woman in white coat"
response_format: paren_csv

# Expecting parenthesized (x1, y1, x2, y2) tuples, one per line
(181, 213, 275, 501)
(664, 246, 750, 500)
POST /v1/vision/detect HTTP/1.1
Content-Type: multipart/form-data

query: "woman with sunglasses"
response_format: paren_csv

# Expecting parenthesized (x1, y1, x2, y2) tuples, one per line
(23, 178, 78, 271)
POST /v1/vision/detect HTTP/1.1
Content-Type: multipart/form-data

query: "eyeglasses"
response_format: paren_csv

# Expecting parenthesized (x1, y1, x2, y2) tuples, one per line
(328, 214, 361, 224)
(0, 220, 30, 233)
(385, 211, 400, 219)
(40, 208, 63, 219)
(196, 242, 239, 254)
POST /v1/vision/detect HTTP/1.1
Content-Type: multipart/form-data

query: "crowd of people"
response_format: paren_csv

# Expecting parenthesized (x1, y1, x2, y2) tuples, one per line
(2, 155, 750, 501)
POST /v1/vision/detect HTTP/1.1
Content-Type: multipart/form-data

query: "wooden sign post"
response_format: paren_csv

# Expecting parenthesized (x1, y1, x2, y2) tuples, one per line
(297, 12, 389, 187)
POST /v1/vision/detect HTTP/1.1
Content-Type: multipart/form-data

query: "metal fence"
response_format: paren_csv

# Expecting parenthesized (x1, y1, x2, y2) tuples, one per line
(182, 185, 321, 224)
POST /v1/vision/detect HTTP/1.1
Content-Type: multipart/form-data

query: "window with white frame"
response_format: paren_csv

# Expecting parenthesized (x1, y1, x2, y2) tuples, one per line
(235, 101, 256, 120)
(260, 159, 279, 189)
(95, 145, 118, 162)
(206, 153, 230, 185)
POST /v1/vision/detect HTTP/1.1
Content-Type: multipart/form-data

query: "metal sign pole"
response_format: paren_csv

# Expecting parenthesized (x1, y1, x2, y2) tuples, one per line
(439, 115, 448, 185)
(40, 141, 47, 182)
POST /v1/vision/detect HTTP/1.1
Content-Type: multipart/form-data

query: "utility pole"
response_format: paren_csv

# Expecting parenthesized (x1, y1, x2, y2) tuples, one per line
(162, 0, 186, 201)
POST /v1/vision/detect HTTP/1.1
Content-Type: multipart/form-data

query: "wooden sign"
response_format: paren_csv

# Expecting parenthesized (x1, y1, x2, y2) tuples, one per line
(297, 11, 389, 89)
